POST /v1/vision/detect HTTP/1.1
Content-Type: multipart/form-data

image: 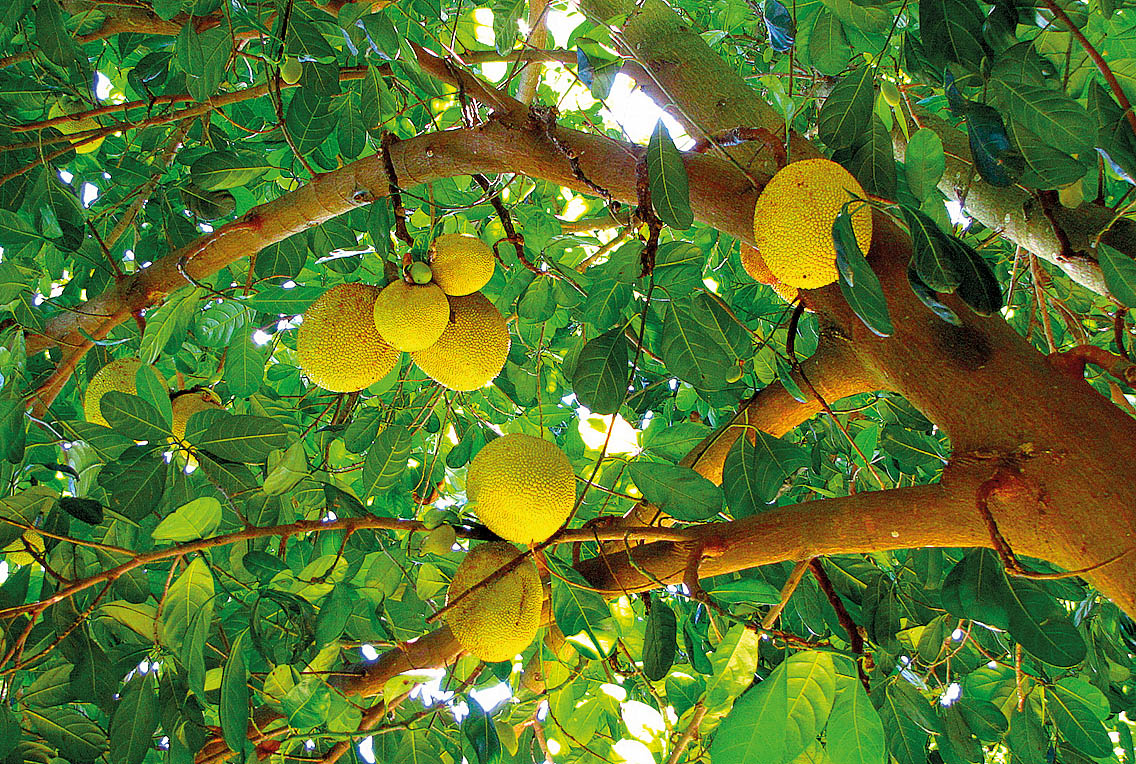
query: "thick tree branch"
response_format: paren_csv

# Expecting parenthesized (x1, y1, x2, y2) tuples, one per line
(679, 336, 876, 483)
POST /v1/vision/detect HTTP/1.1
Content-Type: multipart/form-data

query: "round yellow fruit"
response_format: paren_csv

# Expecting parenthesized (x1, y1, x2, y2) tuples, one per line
(752, 158, 873, 289)
(740, 244, 778, 285)
(297, 283, 401, 392)
(771, 281, 799, 303)
(444, 541, 543, 663)
(48, 101, 103, 155)
(3, 531, 43, 567)
(372, 280, 450, 352)
(84, 358, 153, 427)
(430, 234, 495, 296)
(466, 433, 576, 545)
(411, 292, 509, 391)
(171, 390, 224, 442)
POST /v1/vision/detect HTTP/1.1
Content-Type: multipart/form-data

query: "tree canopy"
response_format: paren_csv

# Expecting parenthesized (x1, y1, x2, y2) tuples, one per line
(0, 0, 1135, 762)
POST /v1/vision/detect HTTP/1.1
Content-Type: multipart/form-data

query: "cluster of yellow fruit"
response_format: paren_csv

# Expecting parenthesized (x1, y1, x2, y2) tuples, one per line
(746, 158, 873, 290)
(296, 234, 510, 393)
(83, 358, 224, 441)
(442, 433, 576, 662)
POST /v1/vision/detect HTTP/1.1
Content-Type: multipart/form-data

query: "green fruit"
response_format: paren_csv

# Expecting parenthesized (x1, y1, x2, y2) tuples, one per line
(421, 525, 457, 555)
(408, 261, 434, 285)
(281, 57, 303, 85)
(881, 80, 902, 108)
(725, 366, 744, 383)
(1059, 182, 1084, 209)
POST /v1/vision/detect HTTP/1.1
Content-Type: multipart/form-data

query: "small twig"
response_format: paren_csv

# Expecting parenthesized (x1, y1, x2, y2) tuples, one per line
(809, 560, 869, 691)
(663, 703, 707, 764)
(531, 105, 618, 207)
(1048, 343, 1136, 386)
(471, 173, 540, 274)
(760, 559, 812, 631)
(634, 156, 662, 277)
(380, 132, 415, 247)
(690, 127, 786, 167)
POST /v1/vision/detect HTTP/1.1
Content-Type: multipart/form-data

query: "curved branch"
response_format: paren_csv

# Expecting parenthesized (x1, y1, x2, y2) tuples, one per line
(679, 337, 877, 483)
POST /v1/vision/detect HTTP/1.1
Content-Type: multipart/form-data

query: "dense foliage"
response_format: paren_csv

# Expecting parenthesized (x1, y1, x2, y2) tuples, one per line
(0, 0, 1134, 762)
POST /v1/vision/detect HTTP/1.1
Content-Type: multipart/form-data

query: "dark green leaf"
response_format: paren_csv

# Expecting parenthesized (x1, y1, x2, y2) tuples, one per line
(1099, 243, 1136, 308)
(109, 674, 158, 764)
(361, 426, 414, 498)
(643, 600, 677, 681)
(193, 415, 287, 462)
(100, 391, 171, 442)
(764, 0, 796, 52)
(722, 432, 809, 517)
(834, 208, 894, 336)
(571, 328, 630, 415)
(462, 696, 502, 764)
(818, 66, 875, 150)
(220, 632, 250, 753)
(627, 461, 723, 521)
(647, 120, 693, 230)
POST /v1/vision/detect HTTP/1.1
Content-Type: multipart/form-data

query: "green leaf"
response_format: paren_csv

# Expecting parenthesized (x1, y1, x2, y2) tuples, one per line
(26, 707, 107, 761)
(704, 625, 762, 706)
(709, 643, 789, 764)
(782, 652, 838, 755)
(627, 461, 723, 521)
(818, 66, 875, 150)
(947, 236, 1004, 315)
(1099, 243, 1136, 308)
(193, 415, 287, 462)
(551, 564, 614, 660)
(243, 285, 325, 314)
(190, 151, 271, 191)
(220, 632, 250, 753)
(358, 66, 391, 131)
(988, 76, 1095, 160)
(904, 128, 946, 202)
(152, 496, 222, 542)
(22, 664, 73, 707)
(35, 0, 88, 77)
(1048, 679, 1112, 758)
(647, 120, 693, 230)
(722, 432, 809, 517)
(109, 674, 158, 764)
(808, 11, 852, 76)
(901, 206, 962, 292)
(571, 328, 630, 415)
(462, 696, 502, 764)
(919, 0, 986, 70)
(660, 301, 734, 391)
(643, 600, 677, 681)
(492, 0, 524, 55)
(828, 676, 886, 764)
(1008, 120, 1089, 190)
(834, 208, 894, 336)
(849, 116, 897, 198)
(254, 233, 309, 281)
(224, 336, 266, 397)
(135, 365, 172, 427)
(139, 286, 204, 364)
(361, 426, 414, 498)
(159, 557, 214, 650)
(100, 391, 171, 442)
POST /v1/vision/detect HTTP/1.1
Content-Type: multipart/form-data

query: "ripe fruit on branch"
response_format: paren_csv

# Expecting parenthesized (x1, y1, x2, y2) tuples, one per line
(411, 292, 509, 391)
(297, 283, 400, 392)
(751, 158, 873, 289)
(444, 541, 543, 662)
(84, 358, 164, 427)
(430, 234, 495, 296)
(372, 280, 450, 352)
(466, 433, 576, 544)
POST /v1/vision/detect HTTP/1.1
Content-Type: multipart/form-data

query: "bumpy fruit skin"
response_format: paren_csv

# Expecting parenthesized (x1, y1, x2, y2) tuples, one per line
(752, 158, 873, 289)
(466, 433, 576, 544)
(297, 283, 401, 392)
(411, 292, 509, 391)
(372, 280, 450, 352)
(771, 281, 800, 303)
(48, 101, 103, 155)
(430, 234, 495, 296)
(280, 57, 303, 85)
(84, 358, 150, 427)
(740, 244, 778, 285)
(171, 390, 224, 442)
(444, 541, 543, 662)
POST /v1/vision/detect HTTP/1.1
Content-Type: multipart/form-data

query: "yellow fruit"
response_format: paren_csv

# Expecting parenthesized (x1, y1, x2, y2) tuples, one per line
(411, 292, 509, 391)
(48, 101, 103, 155)
(84, 358, 149, 427)
(772, 281, 800, 303)
(297, 283, 401, 392)
(3, 531, 43, 567)
(466, 433, 575, 544)
(372, 280, 451, 352)
(430, 234, 495, 296)
(280, 57, 303, 85)
(740, 244, 778, 285)
(171, 390, 224, 442)
(752, 158, 873, 289)
(444, 541, 543, 662)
